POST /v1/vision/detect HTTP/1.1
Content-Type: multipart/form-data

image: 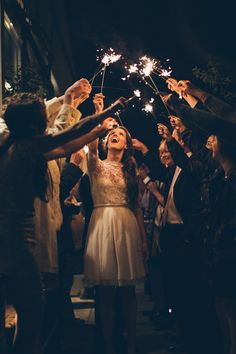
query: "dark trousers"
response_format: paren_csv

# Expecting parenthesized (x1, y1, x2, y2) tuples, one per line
(160, 223, 222, 354)
(5, 249, 44, 354)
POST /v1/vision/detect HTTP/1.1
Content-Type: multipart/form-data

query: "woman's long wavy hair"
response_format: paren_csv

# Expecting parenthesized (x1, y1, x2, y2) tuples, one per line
(0, 93, 49, 201)
(106, 126, 139, 210)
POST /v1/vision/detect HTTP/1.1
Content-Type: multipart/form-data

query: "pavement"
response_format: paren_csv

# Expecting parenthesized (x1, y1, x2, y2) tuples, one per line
(5, 275, 187, 354)
(55, 275, 187, 354)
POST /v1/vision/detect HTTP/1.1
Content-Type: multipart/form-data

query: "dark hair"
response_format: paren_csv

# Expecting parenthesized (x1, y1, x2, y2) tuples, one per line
(0, 93, 48, 201)
(106, 126, 139, 210)
(218, 138, 236, 165)
(3, 93, 47, 138)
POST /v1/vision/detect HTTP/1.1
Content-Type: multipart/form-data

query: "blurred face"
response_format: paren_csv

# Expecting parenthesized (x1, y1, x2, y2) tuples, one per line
(138, 164, 150, 179)
(107, 127, 127, 151)
(210, 135, 220, 159)
(159, 141, 174, 167)
(205, 135, 215, 151)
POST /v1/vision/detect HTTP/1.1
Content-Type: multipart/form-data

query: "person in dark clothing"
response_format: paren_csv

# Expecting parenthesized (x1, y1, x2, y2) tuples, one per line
(132, 128, 222, 354)
(162, 90, 236, 354)
(0, 92, 125, 354)
(59, 152, 84, 323)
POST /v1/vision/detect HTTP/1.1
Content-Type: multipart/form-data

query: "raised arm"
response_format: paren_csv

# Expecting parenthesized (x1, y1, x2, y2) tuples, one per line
(46, 78, 92, 133)
(35, 95, 127, 159)
(132, 138, 167, 181)
(166, 78, 199, 108)
(177, 80, 236, 123)
(88, 93, 105, 159)
(157, 123, 191, 169)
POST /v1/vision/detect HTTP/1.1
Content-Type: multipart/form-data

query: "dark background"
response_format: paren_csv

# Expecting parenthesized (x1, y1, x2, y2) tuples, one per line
(58, 0, 236, 148)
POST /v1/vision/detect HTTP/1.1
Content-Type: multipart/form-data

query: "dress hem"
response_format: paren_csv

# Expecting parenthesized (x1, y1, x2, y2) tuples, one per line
(84, 276, 146, 287)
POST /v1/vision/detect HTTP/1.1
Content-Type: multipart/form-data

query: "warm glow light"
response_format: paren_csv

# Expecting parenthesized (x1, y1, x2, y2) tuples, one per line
(142, 103, 153, 113)
(101, 48, 121, 66)
(139, 56, 157, 77)
(133, 89, 141, 97)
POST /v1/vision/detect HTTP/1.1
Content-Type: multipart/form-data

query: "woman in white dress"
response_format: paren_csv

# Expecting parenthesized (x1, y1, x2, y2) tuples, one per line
(84, 94, 148, 354)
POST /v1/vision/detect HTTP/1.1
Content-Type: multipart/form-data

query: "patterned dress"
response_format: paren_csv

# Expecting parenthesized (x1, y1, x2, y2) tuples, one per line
(84, 153, 146, 287)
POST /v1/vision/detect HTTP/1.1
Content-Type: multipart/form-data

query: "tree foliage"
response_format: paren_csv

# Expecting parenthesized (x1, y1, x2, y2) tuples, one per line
(4, 65, 50, 98)
(192, 57, 236, 107)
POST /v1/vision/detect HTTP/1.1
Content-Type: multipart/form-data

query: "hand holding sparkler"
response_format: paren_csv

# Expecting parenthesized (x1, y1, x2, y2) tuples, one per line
(95, 96, 128, 121)
(157, 123, 172, 142)
(93, 93, 119, 130)
(65, 78, 92, 108)
(166, 78, 185, 96)
(177, 80, 206, 104)
(93, 93, 105, 113)
(166, 79, 199, 108)
(171, 128, 185, 148)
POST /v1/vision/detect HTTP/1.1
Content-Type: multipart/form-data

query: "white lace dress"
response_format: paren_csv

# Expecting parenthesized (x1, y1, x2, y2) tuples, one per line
(84, 153, 146, 287)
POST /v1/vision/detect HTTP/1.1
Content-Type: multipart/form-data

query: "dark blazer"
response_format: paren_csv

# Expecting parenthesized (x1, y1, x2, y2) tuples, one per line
(208, 167, 236, 296)
(143, 139, 203, 241)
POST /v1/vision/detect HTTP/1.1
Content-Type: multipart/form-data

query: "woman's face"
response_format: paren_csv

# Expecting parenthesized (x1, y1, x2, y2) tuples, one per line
(205, 134, 215, 151)
(159, 142, 174, 167)
(107, 127, 128, 151)
(210, 135, 220, 159)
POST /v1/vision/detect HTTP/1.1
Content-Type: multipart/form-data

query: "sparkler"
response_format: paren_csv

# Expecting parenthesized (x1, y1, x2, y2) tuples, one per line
(89, 66, 103, 86)
(143, 103, 153, 113)
(93, 48, 122, 93)
(114, 111, 124, 126)
(137, 56, 172, 116)
(142, 97, 155, 114)
(127, 89, 142, 103)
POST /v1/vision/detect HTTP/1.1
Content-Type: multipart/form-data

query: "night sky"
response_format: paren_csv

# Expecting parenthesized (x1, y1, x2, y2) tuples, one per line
(63, 0, 236, 149)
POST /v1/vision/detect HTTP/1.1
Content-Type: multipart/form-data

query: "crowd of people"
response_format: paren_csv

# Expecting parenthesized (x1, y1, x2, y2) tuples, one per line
(0, 74, 235, 354)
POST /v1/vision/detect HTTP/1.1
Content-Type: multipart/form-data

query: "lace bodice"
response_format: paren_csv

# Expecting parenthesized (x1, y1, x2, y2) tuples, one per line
(88, 155, 128, 206)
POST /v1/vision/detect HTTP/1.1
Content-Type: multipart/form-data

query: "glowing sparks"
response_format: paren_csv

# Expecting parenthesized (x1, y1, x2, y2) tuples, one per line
(142, 97, 155, 113)
(159, 69, 172, 78)
(143, 103, 153, 113)
(133, 89, 141, 97)
(94, 48, 122, 93)
(128, 64, 139, 74)
(100, 48, 121, 66)
(139, 56, 157, 77)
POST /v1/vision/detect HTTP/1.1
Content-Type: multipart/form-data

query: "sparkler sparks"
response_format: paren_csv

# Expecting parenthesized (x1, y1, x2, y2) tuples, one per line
(143, 103, 153, 113)
(123, 55, 173, 117)
(92, 48, 122, 92)
(133, 89, 141, 98)
(101, 49, 121, 65)
(158, 68, 172, 78)
(142, 98, 155, 113)
(139, 56, 157, 77)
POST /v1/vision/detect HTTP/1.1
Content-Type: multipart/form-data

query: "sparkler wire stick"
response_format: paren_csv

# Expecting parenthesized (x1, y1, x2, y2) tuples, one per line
(153, 71, 168, 82)
(100, 64, 107, 94)
(114, 111, 124, 126)
(89, 67, 104, 85)
(148, 75, 171, 116)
